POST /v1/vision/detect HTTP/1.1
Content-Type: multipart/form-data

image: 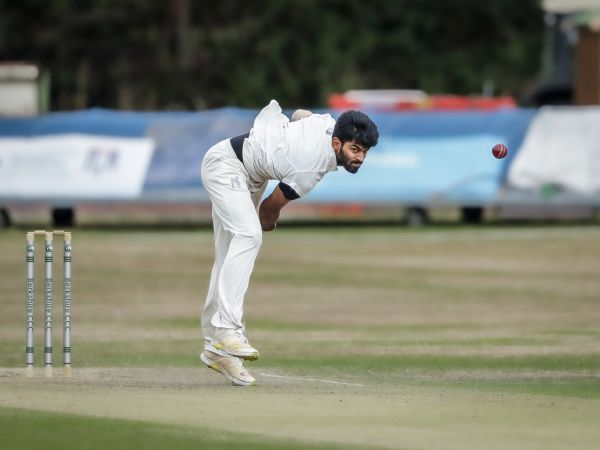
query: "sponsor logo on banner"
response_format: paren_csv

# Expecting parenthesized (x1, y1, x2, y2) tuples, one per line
(84, 148, 120, 174)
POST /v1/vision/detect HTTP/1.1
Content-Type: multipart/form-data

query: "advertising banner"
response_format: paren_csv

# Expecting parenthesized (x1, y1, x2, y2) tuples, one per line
(0, 134, 154, 199)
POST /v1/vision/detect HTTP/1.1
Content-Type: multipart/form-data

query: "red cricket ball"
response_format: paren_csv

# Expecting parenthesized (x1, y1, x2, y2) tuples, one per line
(492, 143, 508, 159)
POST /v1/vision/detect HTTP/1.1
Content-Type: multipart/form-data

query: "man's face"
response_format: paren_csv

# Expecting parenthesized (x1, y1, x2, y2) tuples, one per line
(333, 138, 369, 174)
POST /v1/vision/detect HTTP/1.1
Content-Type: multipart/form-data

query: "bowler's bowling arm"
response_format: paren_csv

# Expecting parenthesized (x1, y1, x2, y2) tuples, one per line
(259, 185, 290, 231)
(291, 109, 313, 121)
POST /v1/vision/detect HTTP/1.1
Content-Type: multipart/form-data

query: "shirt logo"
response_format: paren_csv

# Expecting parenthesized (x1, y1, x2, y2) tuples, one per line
(231, 176, 242, 189)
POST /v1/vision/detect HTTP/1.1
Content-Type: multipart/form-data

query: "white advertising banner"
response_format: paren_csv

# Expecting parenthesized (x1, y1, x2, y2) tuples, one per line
(508, 107, 600, 195)
(0, 134, 154, 199)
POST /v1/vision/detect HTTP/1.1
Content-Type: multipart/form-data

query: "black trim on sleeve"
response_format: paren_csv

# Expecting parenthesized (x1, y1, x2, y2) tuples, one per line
(278, 182, 300, 200)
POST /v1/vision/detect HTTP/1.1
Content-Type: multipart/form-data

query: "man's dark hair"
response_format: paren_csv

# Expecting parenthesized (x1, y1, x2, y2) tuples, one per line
(333, 110, 379, 148)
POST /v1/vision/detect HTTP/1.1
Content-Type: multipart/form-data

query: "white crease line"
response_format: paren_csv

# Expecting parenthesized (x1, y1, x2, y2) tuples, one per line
(260, 372, 366, 387)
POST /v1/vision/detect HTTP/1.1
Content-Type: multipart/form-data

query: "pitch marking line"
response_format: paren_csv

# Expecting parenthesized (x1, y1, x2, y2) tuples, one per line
(260, 372, 366, 387)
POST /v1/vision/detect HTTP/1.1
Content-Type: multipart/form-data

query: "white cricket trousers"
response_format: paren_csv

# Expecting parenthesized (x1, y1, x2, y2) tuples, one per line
(200, 139, 266, 342)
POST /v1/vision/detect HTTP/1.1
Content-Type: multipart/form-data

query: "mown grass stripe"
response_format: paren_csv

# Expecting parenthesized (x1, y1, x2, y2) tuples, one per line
(0, 406, 363, 450)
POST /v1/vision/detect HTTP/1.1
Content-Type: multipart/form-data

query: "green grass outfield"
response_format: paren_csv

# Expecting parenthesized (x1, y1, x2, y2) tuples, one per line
(1, 226, 599, 450)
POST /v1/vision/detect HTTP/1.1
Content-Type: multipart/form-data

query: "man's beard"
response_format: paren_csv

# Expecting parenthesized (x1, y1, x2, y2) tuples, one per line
(337, 151, 362, 174)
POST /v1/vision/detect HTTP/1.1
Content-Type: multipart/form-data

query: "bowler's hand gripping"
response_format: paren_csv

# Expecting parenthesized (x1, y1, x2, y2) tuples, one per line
(291, 109, 313, 121)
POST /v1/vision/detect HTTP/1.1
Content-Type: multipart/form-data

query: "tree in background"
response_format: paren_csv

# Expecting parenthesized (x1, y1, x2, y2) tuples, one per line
(0, 0, 544, 110)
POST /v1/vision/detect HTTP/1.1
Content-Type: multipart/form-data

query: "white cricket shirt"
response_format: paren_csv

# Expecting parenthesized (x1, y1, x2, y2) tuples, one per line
(243, 100, 338, 197)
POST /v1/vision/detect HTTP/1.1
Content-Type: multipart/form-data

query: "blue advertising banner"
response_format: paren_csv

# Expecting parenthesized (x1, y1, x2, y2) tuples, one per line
(0, 107, 536, 203)
(302, 109, 536, 203)
(309, 134, 507, 203)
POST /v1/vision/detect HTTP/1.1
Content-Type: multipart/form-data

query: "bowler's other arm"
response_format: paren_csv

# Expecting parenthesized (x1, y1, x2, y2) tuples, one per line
(258, 107, 320, 231)
(258, 185, 291, 231)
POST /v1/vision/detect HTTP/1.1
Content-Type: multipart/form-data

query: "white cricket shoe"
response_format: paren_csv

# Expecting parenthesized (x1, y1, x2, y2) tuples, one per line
(200, 351, 255, 387)
(212, 327, 260, 361)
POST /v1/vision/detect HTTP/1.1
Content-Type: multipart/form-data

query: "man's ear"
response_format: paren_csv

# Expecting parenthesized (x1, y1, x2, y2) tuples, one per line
(332, 137, 342, 153)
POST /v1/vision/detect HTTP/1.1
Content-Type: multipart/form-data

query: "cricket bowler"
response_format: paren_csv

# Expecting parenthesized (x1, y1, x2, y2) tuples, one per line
(200, 100, 379, 385)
